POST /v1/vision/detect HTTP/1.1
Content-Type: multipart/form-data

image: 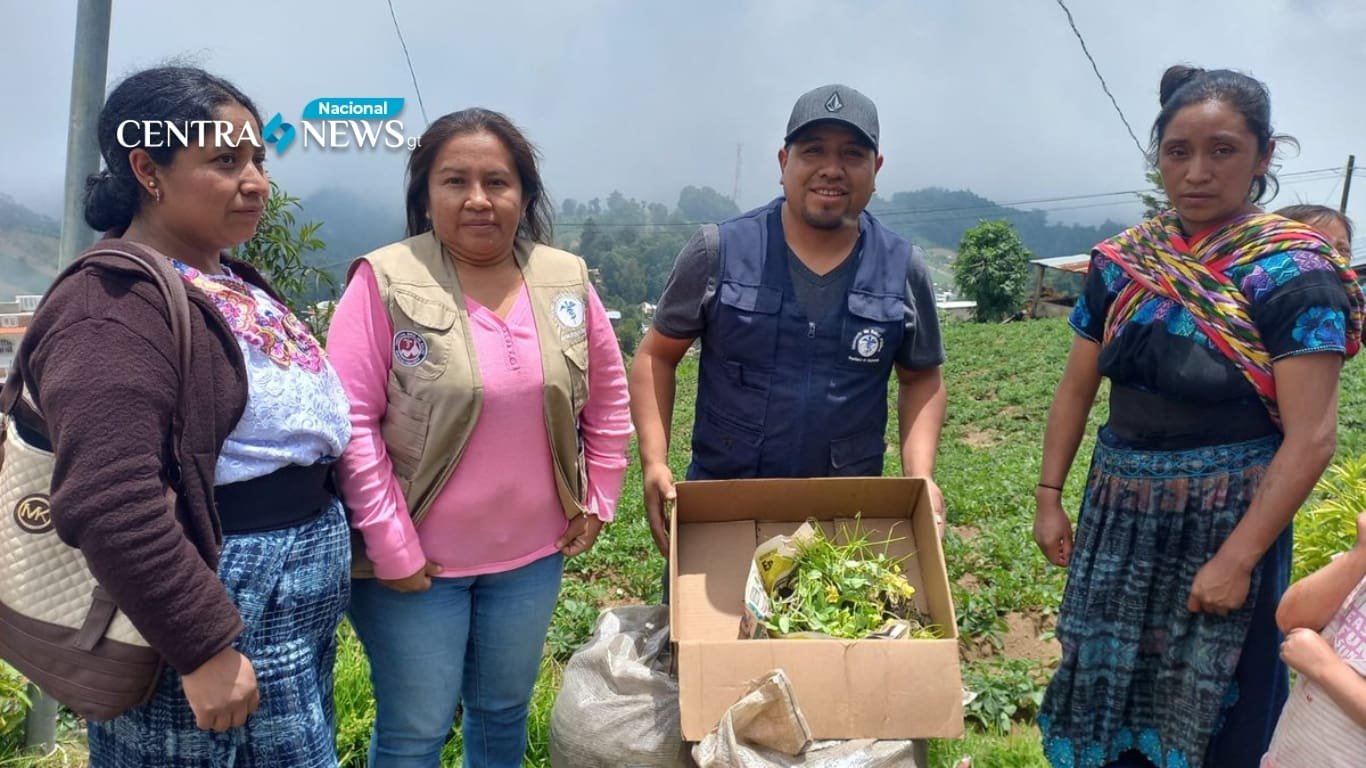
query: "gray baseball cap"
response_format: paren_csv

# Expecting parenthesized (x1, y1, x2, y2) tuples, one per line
(784, 84, 879, 150)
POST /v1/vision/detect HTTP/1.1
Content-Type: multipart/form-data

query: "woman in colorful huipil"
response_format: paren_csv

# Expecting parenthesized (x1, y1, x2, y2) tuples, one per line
(1033, 65, 1365, 768)
(31, 67, 352, 767)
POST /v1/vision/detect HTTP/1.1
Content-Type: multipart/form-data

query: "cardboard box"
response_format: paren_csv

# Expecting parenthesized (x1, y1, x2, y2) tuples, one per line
(670, 477, 963, 741)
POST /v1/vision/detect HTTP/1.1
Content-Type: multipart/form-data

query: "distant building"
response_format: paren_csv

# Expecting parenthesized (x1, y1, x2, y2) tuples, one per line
(936, 299, 977, 321)
(1027, 254, 1090, 318)
(0, 295, 41, 379)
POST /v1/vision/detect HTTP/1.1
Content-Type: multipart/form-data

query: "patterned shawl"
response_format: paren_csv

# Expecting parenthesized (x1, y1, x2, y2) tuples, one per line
(1096, 210, 1364, 426)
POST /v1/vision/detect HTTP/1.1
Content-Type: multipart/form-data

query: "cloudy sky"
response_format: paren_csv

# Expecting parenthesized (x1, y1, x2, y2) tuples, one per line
(4, 0, 1365, 245)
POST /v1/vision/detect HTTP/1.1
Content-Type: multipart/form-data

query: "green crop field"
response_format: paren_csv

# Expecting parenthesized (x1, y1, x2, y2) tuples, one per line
(6, 315, 1365, 767)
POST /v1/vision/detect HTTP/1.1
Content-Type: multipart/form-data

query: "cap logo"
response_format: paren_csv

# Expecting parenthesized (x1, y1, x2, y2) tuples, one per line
(825, 92, 844, 113)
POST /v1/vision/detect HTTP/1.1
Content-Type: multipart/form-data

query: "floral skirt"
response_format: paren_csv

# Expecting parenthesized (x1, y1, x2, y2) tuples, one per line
(1039, 433, 1290, 768)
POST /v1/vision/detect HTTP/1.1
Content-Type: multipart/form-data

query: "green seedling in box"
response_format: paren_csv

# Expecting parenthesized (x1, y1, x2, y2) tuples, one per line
(759, 516, 942, 640)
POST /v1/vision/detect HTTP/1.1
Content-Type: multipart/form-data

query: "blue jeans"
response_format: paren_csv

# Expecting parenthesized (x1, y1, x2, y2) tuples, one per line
(348, 552, 564, 768)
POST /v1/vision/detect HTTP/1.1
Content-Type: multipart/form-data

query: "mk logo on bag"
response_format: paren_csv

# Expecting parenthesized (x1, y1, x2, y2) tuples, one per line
(12, 494, 51, 534)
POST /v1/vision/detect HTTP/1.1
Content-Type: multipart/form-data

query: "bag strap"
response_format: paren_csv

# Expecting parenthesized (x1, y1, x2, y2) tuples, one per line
(0, 246, 195, 474)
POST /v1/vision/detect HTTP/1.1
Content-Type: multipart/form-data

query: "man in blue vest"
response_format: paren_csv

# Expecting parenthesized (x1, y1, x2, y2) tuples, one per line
(629, 83, 948, 558)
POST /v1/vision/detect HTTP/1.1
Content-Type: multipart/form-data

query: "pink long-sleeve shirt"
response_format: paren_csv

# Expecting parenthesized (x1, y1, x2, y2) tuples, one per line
(328, 261, 630, 579)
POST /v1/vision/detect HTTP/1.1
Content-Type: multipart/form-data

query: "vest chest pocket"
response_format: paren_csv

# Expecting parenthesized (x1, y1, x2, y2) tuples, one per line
(715, 281, 781, 364)
(839, 292, 905, 369)
(391, 290, 457, 381)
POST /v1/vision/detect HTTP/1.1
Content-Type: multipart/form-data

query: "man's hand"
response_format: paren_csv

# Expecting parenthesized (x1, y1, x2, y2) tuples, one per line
(927, 478, 946, 539)
(644, 462, 676, 556)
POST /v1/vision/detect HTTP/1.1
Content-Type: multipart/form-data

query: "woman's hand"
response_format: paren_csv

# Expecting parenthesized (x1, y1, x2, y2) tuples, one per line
(378, 561, 443, 593)
(1187, 553, 1253, 616)
(1033, 491, 1074, 567)
(558, 514, 604, 558)
(181, 646, 259, 732)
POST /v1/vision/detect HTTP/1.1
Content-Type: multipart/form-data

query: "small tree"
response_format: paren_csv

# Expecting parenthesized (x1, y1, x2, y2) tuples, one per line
(1137, 169, 1170, 219)
(953, 220, 1032, 323)
(232, 181, 336, 339)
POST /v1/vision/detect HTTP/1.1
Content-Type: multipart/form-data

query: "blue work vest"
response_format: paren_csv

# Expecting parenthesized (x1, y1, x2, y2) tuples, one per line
(687, 198, 911, 480)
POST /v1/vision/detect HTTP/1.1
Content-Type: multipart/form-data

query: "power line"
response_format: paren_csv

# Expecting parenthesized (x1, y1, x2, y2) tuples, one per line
(546, 171, 1345, 231)
(1325, 172, 1345, 207)
(1053, 0, 1146, 159)
(1283, 167, 1345, 178)
(386, 0, 429, 126)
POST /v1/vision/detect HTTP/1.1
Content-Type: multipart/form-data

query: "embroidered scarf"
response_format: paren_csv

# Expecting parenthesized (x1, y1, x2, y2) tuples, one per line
(172, 261, 327, 373)
(1097, 211, 1364, 426)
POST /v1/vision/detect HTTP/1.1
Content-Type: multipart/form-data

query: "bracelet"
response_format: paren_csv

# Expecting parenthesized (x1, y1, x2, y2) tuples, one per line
(1036, 482, 1064, 492)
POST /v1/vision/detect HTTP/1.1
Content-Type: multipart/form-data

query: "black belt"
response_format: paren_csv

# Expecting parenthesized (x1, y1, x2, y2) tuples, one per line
(216, 462, 334, 535)
(1107, 385, 1277, 450)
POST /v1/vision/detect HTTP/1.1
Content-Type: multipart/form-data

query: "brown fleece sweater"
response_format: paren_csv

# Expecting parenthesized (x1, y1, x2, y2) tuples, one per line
(20, 239, 283, 675)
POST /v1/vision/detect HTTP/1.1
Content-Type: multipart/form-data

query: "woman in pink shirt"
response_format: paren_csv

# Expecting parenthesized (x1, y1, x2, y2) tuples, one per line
(327, 108, 630, 768)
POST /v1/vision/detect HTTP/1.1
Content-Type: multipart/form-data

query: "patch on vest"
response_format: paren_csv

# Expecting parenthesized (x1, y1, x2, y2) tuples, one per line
(14, 494, 52, 535)
(551, 291, 587, 339)
(392, 330, 429, 367)
(850, 327, 885, 362)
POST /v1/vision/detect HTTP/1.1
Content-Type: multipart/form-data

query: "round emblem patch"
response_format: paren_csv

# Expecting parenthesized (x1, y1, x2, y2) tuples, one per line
(552, 292, 586, 330)
(852, 328, 884, 358)
(392, 330, 429, 367)
(14, 494, 52, 535)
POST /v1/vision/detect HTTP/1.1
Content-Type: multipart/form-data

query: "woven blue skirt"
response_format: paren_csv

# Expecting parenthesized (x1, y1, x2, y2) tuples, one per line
(1039, 433, 1291, 768)
(88, 500, 351, 768)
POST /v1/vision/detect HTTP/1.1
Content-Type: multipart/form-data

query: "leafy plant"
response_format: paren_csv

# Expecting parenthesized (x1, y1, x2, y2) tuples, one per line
(231, 180, 336, 340)
(545, 579, 602, 660)
(1293, 454, 1366, 582)
(962, 657, 1049, 734)
(0, 665, 29, 743)
(953, 220, 1033, 323)
(1137, 169, 1169, 220)
(762, 520, 938, 639)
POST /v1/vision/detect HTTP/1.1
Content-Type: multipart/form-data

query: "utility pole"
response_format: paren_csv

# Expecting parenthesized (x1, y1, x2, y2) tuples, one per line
(55, 0, 112, 271)
(28, 0, 111, 750)
(732, 143, 742, 208)
(1341, 154, 1355, 215)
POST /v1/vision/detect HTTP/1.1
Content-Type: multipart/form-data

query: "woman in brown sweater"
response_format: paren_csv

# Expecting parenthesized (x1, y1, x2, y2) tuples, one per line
(22, 67, 352, 766)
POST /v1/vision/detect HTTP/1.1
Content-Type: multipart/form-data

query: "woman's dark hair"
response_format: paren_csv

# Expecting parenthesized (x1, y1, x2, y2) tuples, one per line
(1149, 65, 1296, 204)
(404, 108, 553, 244)
(1277, 204, 1354, 243)
(84, 66, 262, 233)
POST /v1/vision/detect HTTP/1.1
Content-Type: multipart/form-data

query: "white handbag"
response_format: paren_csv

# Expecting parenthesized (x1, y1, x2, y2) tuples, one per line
(0, 245, 191, 721)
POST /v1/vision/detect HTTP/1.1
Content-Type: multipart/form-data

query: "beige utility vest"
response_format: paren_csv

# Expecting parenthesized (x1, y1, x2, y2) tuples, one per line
(348, 232, 591, 577)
